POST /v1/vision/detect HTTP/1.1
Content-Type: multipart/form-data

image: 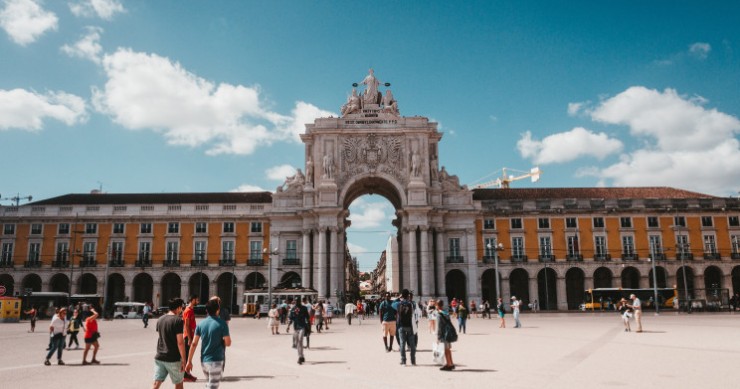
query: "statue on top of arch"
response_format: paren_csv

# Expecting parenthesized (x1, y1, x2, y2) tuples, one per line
(341, 69, 399, 117)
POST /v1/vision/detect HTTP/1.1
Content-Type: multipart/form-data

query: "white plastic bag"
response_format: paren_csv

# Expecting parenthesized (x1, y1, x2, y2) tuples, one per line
(432, 342, 445, 365)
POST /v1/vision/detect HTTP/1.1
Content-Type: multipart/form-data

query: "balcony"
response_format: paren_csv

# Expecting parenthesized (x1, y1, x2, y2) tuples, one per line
(282, 258, 300, 266)
(566, 254, 583, 262)
(648, 254, 667, 261)
(676, 253, 694, 261)
(621, 254, 639, 261)
(732, 253, 740, 260)
(109, 259, 124, 267)
(219, 259, 236, 267)
(703, 252, 722, 261)
(51, 260, 69, 268)
(24, 260, 42, 268)
(538, 254, 555, 262)
(191, 259, 208, 267)
(163, 260, 180, 267)
(511, 255, 528, 263)
(446, 255, 464, 264)
(0, 261, 13, 268)
(482, 255, 498, 264)
(135, 259, 152, 268)
(79, 259, 97, 268)
(248, 258, 264, 266)
(594, 254, 611, 261)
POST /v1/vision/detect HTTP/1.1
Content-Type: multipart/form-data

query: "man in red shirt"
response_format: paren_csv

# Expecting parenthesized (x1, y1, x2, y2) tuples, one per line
(182, 295, 199, 382)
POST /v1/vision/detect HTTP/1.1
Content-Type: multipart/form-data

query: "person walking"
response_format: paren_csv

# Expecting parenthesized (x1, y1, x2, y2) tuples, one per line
(628, 294, 643, 332)
(313, 300, 325, 333)
(427, 299, 437, 334)
(436, 300, 456, 371)
(511, 296, 522, 328)
(302, 297, 313, 349)
(393, 289, 417, 366)
(268, 303, 280, 335)
(378, 293, 397, 352)
(44, 307, 67, 366)
(484, 300, 491, 319)
(153, 298, 186, 389)
(497, 298, 506, 328)
(323, 300, 332, 329)
(356, 299, 364, 325)
(469, 300, 477, 319)
(82, 307, 100, 365)
(67, 309, 83, 349)
(182, 295, 199, 382)
(185, 298, 231, 388)
(289, 297, 310, 365)
(25, 306, 38, 332)
(618, 298, 632, 332)
(345, 300, 356, 325)
(142, 302, 152, 329)
(457, 301, 468, 334)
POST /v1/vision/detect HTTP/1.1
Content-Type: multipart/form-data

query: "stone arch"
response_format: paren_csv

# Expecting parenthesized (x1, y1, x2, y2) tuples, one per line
(508, 268, 529, 305)
(49, 273, 69, 293)
(676, 266, 695, 299)
(537, 267, 557, 310)
(189, 272, 210, 304)
(704, 266, 723, 290)
(245, 272, 266, 289)
(79, 273, 97, 294)
(22, 273, 42, 292)
(133, 273, 153, 304)
(732, 266, 740, 295)
(339, 174, 406, 210)
(0, 273, 14, 296)
(278, 271, 302, 289)
(216, 272, 237, 313)
(648, 266, 667, 288)
(445, 269, 467, 305)
(621, 266, 640, 289)
(161, 273, 181, 306)
(480, 268, 500, 303)
(593, 267, 613, 288)
(106, 273, 126, 309)
(565, 267, 585, 310)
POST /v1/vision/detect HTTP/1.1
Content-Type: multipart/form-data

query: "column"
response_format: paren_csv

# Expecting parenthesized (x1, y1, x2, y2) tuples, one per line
(502, 274, 512, 301)
(329, 227, 339, 300)
(302, 230, 311, 289)
(466, 229, 479, 302)
(317, 228, 326, 298)
(435, 229, 446, 298)
(556, 275, 567, 311)
(408, 226, 417, 294)
(153, 281, 161, 306)
(420, 227, 430, 299)
(178, 280, 187, 301)
(528, 276, 538, 308)
(584, 276, 594, 291)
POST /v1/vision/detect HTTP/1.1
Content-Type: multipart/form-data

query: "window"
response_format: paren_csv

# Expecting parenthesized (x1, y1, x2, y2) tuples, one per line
(3, 224, 15, 235)
(195, 222, 207, 234)
(622, 236, 635, 255)
(250, 241, 263, 260)
(484, 237, 498, 258)
(111, 241, 123, 262)
(512, 237, 524, 257)
(223, 222, 235, 234)
(701, 216, 713, 228)
(593, 217, 605, 228)
(647, 217, 659, 228)
(674, 216, 686, 228)
(732, 235, 740, 254)
(676, 235, 689, 254)
(83, 242, 96, 262)
(594, 236, 607, 256)
(448, 238, 461, 258)
(167, 222, 179, 234)
(539, 236, 552, 257)
(195, 241, 207, 261)
(565, 218, 577, 229)
(113, 223, 125, 234)
(1, 243, 13, 263)
(30, 224, 42, 235)
(166, 241, 179, 263)
(139, 242, 151, 262)
(538, 218, 550, 229)
(85, 223, 97, 234)
(567, 235, 580, 257)
(704, 235, 717, 254)
(286, 240, 297, 259)
(483, 219, 495, 229)
(140, 223, 152, 234)
(55, 242, 68, 262)
(222, 241, 234, 261)
(58, 223, 70, 235)
(510, 218, 523, 229)
(729, 216, 740, 227)
(620, 217, 632, 228)
(28, 243, 41, 262)
(649, 235, 663, 256)
(250, 222, 262, 233)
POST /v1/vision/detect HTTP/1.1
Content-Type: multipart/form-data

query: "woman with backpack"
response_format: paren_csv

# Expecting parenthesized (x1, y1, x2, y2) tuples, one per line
(436, 299, 456, 371)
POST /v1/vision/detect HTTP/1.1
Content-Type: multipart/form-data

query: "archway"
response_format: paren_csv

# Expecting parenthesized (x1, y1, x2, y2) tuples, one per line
(676, 266, 695, 299)
(79, 273, 98, 294)
(704, 266, 723, 290)
(161, 273, 181, 306)
(732, 266, 740, 295)
(565, 267, 585, 310)
(537, 267, 557, 310)
(445, 269, 467, 305)
(278, 271, 302, 289)
(216, 272, 237, 314)
(133, 273, 153, 304)
(648, 266, 667, 288)
(106, 273, 126, 310)
(49, 273, 69, 293)
(245, 272, 266, 289)
(0, 274, 14, 296)
(22, 273, 42, 293)
(508, 268, 529, 306)
(189, 272, 210, 304)
(621, 266, 640, 289)
(593, 267, 613, 288)
(481, 269, 500, 304)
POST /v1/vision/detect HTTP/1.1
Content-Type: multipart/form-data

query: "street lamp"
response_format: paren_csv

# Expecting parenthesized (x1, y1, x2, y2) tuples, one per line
(486, 242, 504, 300)
(678, 242, 691, 313)
(648, 242, 660, 315)
(263, 247, 278, 307)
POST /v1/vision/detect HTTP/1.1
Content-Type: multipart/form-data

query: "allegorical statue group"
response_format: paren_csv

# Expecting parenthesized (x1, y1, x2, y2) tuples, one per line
(341, 69, 399, 116)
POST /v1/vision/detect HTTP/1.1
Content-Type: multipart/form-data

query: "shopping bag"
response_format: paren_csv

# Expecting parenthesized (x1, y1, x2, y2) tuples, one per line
(432, 342, 445, 365)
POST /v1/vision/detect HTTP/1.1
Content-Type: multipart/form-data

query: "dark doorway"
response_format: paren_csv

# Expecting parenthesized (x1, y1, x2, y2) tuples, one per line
(676, 266, 695, 299)
(565, 267, 585, 310)
(106, 273, 126, 310)
(537, 267, 557, 310)
(445, 269, 467, 305)
(704, 266, 723, 290)
(189, 272, 210, 304)
(79, 273, 97, 294)
(648, 266, 667, 288)
(509, 268, 530, 306)
(216, 272, 237, 314)
(245, 272, 266, 289)
(50, 273, 69, 293)
(621, 267, 640, 289)
(22, 273, 42, 293)
(732, 266, 740, 295)
(593, 267, 613, 288)
(481, 269, 500, 304)
(278, 272, 302, 288)
(133, 273, 153, 303)
(161, 273, 181, 306)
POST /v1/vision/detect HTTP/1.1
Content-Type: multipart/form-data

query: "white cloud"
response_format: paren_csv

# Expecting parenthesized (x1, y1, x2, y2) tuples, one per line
(346, 242, 368, 258)
(230, 184, 268, 193)
(517, 128, 623, 164)
(92, 48, 330, 156)
(567, 102, 585, 116)
(688, 42, 711, 60)
(60, 26, 102, 64)
(0, 88, 87, 130)
(275, 101, 335, 143)
(348, 200, 392, 229)
(68, 0, 124, 20)
(266, 164, 296, 181)
(0, 0, 58, 46)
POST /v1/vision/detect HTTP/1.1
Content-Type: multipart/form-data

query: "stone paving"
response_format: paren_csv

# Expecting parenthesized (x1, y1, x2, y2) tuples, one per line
(1, 311, 738, 388)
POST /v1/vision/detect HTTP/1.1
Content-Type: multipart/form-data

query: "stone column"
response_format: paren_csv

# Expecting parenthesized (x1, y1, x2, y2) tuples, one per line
(420, 226, 430, 299)
(556, 275, 567, 310)
(465, 229, 479, 302)
(329, 227, 339, 299)
(235, 279, 245, 313)
(302, 230, 311, 289)
(502, 274, 512, 301)
(408, 226, 418, 294)
(179, 280, 187, 301)
(528, 276, 538, 308)
(584, 275, 594, 291)
(317, 228, 326, 298)
(153, 281, 161, 306)
(435, 229, 446, 298)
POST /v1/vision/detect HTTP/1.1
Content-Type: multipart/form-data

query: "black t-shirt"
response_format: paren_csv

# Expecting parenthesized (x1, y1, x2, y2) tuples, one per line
(155, 314, 184, 362)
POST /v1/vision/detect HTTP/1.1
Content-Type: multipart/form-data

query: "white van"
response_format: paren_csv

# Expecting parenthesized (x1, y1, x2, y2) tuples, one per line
(113, 302, 146, 319)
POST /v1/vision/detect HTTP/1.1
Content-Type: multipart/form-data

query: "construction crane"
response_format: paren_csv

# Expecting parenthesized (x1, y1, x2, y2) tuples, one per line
(473, 167, 542, 189)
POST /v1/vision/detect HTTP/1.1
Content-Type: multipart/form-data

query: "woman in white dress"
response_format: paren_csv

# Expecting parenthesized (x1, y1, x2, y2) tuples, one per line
(268, 304, 280, 335)
(427, 299, 438, 334)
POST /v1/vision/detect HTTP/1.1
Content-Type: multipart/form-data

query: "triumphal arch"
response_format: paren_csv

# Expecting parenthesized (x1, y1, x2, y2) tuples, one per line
(271, 69, 477, 302)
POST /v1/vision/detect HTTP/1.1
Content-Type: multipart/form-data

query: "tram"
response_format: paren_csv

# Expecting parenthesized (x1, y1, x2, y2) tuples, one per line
(242, 288, 318, 317)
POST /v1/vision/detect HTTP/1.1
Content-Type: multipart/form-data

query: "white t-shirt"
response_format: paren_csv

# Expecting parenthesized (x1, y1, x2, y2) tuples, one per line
(345, 303, 356, 315)
(511, 300, 521, 313)
(632, 298, 642, 310)
(50, 315, 67, 335)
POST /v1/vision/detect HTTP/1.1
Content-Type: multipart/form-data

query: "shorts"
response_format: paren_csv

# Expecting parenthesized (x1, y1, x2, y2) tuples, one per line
(153, 359, 184, 384)
(84, 337, 97, 344)
(382, 321, 396, 336)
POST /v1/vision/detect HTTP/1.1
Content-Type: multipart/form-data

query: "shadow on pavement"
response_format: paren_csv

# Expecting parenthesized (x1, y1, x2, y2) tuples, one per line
(306, 361, 347, 365)
(222, 376, 273, 382)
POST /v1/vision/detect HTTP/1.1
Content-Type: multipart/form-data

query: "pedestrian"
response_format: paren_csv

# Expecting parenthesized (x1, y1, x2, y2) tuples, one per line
(285, 298, 295, 334)
(289, 296, 310, 365)
(143, 302, 152, 328)
(268, 303, 280, 335)
(427, 299, 437, 334)
(279, 300, 288, 325)
(356, 299, 364, 325)
(82, 307, 100, 365)
(483, 299, 491, 319)
(469, 299, 477, 319)
(618, 298, 632, 332)
(153, 298, 186, 389)
(185, 298, 231, 389)
(378, 292, 397, 352)
(436, 299, 456, 371)
(497, 297, 506, 328)
(44, 307, 67, 366)
(24, 306, 38, 332)
(628, 294, 643, 332)
(450, 298, 458, 317)
(302, 298, 313, 349)
(313, 300, 325, 333)
(182, 295, 199, 382)
(67, 309, 83, 349)
(457, 301, 468, 334)
(345, 300, 356, 325)
(393, 289, 416, 366)
(511, 296, 521, 328)
(324, 300, 332, 329)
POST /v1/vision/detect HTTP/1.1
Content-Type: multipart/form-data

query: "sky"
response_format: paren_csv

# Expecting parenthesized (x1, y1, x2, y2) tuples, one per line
(1, 1, 740, 272)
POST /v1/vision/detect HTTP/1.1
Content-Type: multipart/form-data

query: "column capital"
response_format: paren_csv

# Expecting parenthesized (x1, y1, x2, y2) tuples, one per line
(302, 229, 313, 235)
(419, 225, 430, 232)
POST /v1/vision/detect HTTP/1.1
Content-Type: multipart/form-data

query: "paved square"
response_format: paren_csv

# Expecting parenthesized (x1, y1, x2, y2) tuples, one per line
(1, 312, 738, 388)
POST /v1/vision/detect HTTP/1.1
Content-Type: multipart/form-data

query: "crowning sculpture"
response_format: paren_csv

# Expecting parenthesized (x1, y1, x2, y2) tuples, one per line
(341, 69, 399, 117)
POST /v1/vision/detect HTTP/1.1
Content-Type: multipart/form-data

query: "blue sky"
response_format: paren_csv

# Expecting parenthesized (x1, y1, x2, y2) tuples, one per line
(2, 1, 740, 272)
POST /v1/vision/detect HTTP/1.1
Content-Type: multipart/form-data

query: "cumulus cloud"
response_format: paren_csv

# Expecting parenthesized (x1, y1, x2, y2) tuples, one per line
(69, 0, 124, 20)
(568, 102, 585, 116)
(0, 0, 58, 45)
(348, 199, 392, 229)
(517, 128, 623, 164)
(688, 42, 711, 60)
(60, 26, 103, 64)
(346, 242, 369, 258)
(0, 88, 87, 130)
(230, 184, 268, 193)
(91, 48, 330, 156)
(266, 164, 296, 181)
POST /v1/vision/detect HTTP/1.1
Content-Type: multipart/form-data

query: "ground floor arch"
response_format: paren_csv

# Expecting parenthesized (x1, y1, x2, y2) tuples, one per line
(133, 273, 153, 303)
(538, 267, 557, 310)
(676, 266, 695, 299)
(0, 273, 14, 296)
(161, 273, 181, 306)
(278, 271, 301, 289)
(565, 267, 585, 310)
(593, 267, 613, 288)
(245, 272, 266, 289)
(22, 273, 42, 292)
(216, 272, 237, 313)
(648, 266, 667, 288)
(704, 266, 723, 290)
(49, 273, 69, 293)
(106, 273, 126, 309)
(189, 272, 210, 304)
(445, 269, 467, 305)
(480, 268, 500, 303)
(732, 266, 740, 295)
(79, 273, 98, 294)
(509, 268, 529, 305)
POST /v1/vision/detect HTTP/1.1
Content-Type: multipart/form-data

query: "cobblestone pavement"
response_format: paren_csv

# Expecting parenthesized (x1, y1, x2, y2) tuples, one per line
(1, 311, 738, 388)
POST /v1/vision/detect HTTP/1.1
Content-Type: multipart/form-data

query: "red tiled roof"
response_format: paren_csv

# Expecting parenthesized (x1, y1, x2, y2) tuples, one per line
(472, 187, 716, 201)
(29, 192, 273, 206)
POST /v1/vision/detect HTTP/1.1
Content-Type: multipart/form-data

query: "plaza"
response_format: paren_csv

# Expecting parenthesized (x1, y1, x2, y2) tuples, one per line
(1, 312, 738, 389)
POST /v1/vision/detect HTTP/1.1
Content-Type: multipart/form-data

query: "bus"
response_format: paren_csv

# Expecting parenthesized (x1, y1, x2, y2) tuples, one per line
(242, 288, 318, 317)
(581, 288, 677, 311)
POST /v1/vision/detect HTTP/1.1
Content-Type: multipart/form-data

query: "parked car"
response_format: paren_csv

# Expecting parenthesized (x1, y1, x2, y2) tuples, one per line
(113, 302, 146, 319)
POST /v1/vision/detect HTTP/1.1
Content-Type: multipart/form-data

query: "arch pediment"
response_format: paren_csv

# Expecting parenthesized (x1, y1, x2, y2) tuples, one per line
(340, 174, 406, 210)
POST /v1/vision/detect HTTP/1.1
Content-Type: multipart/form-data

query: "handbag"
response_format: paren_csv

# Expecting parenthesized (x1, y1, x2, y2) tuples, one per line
(432, 342, 445, 365)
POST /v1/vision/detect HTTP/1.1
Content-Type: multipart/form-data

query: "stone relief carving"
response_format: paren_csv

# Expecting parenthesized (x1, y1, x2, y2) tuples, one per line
(342, 69, 399, 117)
(340, 133, 404, 185)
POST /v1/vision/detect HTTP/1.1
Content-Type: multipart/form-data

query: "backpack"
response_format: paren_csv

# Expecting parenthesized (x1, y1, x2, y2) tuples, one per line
(441, 314, 458, 343)
(398, 301, 413, 327)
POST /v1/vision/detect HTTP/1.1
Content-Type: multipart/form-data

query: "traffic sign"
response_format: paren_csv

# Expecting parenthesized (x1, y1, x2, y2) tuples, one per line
(0, 285, 6, 296)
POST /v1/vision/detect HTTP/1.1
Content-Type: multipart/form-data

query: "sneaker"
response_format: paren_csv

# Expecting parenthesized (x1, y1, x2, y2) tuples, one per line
(58, 360, 65, 365)
(183, 373, 197, 382)
(82, 361, 90, 365)
(440, 365, 453, 371)
(44, 360, 51, 366)
(91, 359, 100, 365)
(298, 357, 305, 365)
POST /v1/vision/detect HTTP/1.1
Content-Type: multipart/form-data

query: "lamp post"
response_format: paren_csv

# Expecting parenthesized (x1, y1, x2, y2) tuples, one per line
(264, 247, 278, 307)
(678, 242, 691, 313)
(486, 242, 504, 300)
(648, 242, 659, 315)
(102, 244, 111, 317)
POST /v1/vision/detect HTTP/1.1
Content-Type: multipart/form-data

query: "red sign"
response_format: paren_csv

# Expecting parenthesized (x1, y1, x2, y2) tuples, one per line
(0, 285, 5, 296)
